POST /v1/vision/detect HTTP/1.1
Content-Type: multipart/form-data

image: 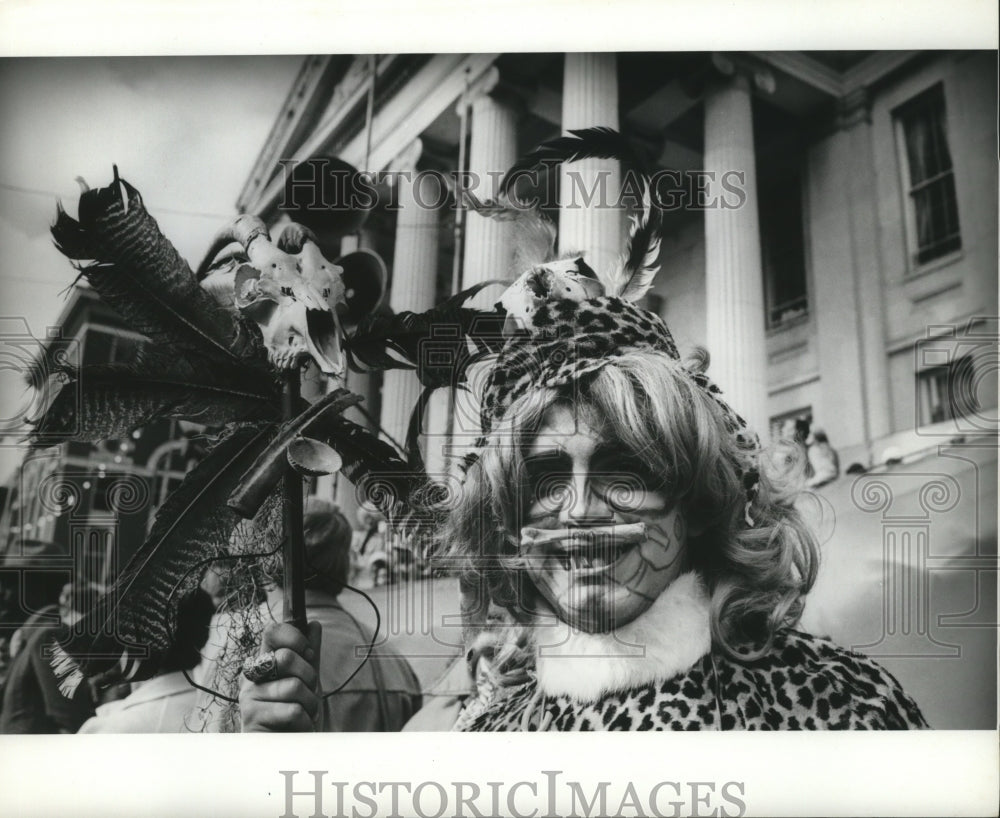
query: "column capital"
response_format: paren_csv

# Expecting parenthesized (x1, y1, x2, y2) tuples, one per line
(707, 52, 777, 97)
(835, 87, 872, 129)
(456, 64, 524, 115)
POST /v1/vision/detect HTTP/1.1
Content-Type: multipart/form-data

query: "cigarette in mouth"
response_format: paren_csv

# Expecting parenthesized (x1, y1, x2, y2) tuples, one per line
(520, 522, 647, 552)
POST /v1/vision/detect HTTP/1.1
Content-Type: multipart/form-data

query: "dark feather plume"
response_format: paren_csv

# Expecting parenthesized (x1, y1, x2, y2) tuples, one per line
(51, 201, 98, 259)
(345, 280, 507, 388)
(606, 179, 662, 302)
(50, 424, 278, 692)
(497, 128, 662, 301)
(500, 126, 644, 197)
(404, 385, 438, 471)
(51, 170, 253, 364)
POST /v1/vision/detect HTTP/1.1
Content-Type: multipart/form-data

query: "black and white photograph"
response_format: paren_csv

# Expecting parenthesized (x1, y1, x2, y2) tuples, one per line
(0, 2, 997, 815)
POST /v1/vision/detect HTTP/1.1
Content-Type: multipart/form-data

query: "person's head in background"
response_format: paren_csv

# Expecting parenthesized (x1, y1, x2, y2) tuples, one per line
(59, 581, 102, 626)
(356, 507, 383, 532)
(159, 589, 216, 674)
(793, 417, 812, 446)
(302, 498, 354, 598)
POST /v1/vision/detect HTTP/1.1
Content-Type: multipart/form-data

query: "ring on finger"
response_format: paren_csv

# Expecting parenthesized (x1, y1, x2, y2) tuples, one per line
(242, 650, 279, 684)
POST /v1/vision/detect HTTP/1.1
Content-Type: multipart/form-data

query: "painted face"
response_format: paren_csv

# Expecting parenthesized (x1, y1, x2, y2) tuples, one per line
(518, 403, 689, 633)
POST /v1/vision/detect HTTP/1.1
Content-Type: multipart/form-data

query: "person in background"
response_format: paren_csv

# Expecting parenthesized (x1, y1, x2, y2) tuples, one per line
(805, 429, 840, 488)
(793, 416, 814, 481)
(0, 540, 71, 696)
(202, 499, 422, 732)
(353, 509, 389, 588)
(0, 581, 97, 733)
(276, 499, 422, 731)
(78, 589, 215, 733)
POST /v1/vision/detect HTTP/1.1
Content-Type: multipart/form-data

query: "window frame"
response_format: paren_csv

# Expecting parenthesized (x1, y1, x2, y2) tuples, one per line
(892, 82, 962, 275)
(759, 162, 810, 332)
(916, 352, 978, 427)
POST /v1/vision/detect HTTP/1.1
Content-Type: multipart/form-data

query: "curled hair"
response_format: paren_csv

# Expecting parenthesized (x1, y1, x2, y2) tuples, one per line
(439, 348, 820, 676)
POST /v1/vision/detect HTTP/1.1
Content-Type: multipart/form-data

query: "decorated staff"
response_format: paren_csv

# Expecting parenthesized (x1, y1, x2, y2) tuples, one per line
(29, 163, 504, 696)
(201, 214, 353, 635)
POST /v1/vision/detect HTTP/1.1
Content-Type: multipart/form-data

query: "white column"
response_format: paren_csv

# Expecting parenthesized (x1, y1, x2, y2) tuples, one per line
(842, 97, 892, 450)
(449, 68, 519, 466)
(462, 70, 518, 304)
(809, 92, 892, 465)
(558, 52, 623, 276)
(703, 74, 769, 439)
(380, 141, 441, 467)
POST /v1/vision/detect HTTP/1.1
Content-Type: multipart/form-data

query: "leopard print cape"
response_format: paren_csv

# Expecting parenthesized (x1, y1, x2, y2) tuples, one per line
(456, 629, 929, 731)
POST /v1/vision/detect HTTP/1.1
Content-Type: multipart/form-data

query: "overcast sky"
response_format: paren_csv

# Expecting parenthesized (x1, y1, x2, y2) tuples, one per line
(0, 56, 302, 480)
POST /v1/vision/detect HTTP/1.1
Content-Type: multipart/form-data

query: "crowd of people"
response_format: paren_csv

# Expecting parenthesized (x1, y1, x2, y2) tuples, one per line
(0, 500, 426, 734)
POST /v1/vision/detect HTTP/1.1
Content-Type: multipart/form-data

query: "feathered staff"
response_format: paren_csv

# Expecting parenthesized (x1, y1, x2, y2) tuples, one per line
(35, 168, 286, 691)
(31, 167, 505, 693)
(33, 126, 662, 694)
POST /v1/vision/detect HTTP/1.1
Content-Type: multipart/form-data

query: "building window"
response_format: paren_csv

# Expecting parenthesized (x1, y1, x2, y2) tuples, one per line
(917, 353, 978, 426)
(894, 84, 961, 268)
(82, 326, 146, 366)
(760, 167, 809, 329)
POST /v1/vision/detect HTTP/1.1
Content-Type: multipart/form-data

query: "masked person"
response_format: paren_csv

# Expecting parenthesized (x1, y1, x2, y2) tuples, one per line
(240, 278, 928, 732)
(238, 129, 927, 732)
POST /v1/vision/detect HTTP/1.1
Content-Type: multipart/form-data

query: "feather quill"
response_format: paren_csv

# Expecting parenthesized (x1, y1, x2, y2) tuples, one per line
(604, 179, 662, 302)
(27, 357, 280, 445)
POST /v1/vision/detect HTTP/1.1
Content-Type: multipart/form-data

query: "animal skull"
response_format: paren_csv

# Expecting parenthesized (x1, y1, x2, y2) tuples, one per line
(200, 216, 346, 375)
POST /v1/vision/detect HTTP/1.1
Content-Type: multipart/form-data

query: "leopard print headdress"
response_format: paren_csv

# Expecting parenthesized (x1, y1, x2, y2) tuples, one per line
(463, 129, 761, 524)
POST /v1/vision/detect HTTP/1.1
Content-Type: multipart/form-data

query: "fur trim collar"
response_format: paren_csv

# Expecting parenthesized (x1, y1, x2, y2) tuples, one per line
(534, 571, 711, 702)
